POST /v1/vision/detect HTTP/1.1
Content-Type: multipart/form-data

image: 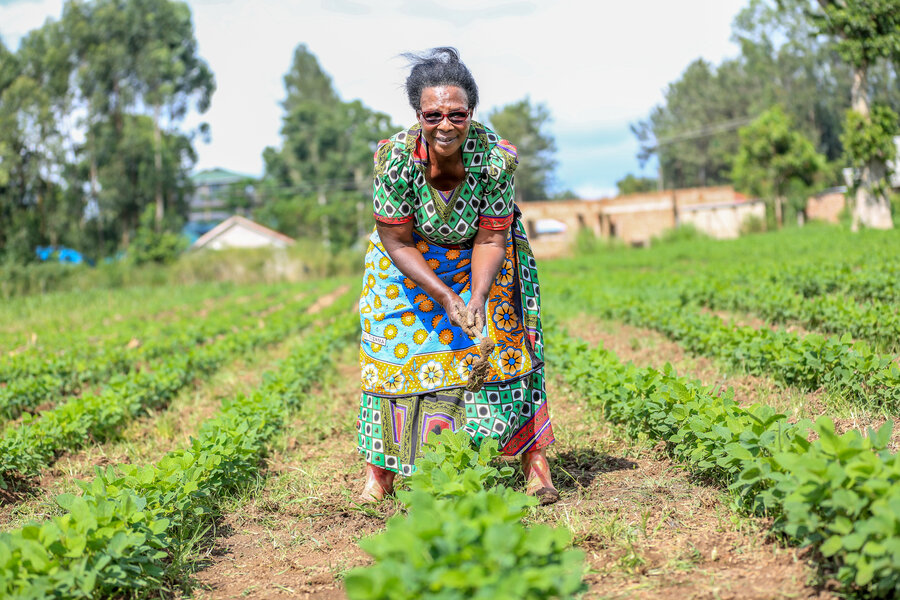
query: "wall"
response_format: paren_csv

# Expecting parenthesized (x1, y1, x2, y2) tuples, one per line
(517, 186, 758, 258)
(679, 201, 766, 239)
(807, 190, 846, 224)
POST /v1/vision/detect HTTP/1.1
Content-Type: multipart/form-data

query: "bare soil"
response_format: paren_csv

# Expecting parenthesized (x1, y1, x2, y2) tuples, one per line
(181, 351, 392, 599)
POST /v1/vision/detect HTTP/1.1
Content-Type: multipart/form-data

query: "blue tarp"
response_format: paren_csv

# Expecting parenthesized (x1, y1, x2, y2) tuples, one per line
(35, 246, 85, 264)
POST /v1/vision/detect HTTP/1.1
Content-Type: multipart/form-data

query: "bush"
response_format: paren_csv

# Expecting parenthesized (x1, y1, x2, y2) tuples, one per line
(739, 213, 766, 235)
(0, 239, 364, 299)
(653, 223, 709, 245)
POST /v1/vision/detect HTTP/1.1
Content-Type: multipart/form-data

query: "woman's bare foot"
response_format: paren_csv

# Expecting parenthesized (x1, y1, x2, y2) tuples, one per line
(521, 449, 560, 505)
(360, 462, 396, 502)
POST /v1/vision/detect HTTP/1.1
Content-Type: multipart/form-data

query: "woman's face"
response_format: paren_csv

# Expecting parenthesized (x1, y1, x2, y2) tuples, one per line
(418, 85, 471, 160)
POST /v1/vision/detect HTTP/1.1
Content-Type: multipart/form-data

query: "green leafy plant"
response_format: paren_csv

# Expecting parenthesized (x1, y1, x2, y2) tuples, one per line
(551, 331, 900, 595)
(0, 304, 358, 598)
(345, 430, 586, 600)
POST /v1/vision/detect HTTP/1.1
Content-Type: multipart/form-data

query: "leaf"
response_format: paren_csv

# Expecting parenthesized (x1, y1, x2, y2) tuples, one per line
(820, 535, 843, 557)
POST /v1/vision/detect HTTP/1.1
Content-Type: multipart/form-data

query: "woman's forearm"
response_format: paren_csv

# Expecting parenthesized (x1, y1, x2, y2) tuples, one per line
(469, 229, 508, 302)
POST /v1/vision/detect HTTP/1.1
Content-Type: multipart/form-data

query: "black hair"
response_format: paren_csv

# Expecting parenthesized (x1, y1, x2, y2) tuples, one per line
(402, 47, 479, 112)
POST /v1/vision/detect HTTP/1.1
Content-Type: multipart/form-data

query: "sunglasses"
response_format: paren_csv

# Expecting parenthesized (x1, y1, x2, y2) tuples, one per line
(419, 109, 471, 125)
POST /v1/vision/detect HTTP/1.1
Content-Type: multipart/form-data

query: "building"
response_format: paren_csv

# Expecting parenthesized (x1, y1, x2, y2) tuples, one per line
(185, 168, 256, 243)
(191, 215, 295, 251)
(517, 186, 766, 258)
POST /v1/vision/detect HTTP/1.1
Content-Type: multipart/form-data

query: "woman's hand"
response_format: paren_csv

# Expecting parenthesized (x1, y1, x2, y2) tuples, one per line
(442, 291, 480, 338)
(465, 294, 486, 338)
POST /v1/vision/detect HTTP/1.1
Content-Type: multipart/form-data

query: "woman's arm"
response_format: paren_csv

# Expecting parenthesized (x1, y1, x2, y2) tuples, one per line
(466, 226, 509, 334)
(376, 221, 478, 337)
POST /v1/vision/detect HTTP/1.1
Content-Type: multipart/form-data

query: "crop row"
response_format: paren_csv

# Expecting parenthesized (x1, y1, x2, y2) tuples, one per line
(1, 282, 247, 352)
(1, 282, 297, 383)
(0, 283, 339, 484)
(345, 429, 585, 599)
(678, 275, 900, 352)
(552, 284, 900, 412)
(550, 328, 900, 596)
(0, 284, 309, 423)
(0, 305, 357, 598)
(772, 259, 900, 306)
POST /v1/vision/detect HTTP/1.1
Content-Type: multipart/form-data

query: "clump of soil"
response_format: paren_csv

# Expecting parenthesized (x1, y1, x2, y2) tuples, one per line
(450, 304, 494, 392)
(467, 337, 495, 392)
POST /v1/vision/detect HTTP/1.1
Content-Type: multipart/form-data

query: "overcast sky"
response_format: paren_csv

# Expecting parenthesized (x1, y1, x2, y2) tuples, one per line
(1, 0, 746, 198)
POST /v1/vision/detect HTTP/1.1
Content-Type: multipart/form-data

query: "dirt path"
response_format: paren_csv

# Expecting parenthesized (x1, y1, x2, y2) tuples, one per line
(182, 345, 388, 599)
(533, 372, 835, 599)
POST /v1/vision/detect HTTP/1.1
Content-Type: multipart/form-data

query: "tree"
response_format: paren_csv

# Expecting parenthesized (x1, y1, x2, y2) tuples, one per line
(632, 59, 753, 190)
(63, 0, 213, 233)
(616, 174, 657, 195)
(127, 0, 214, 230)
(632, 0, 900, 192)
(486, 98, 557, 201)
(260, 45, 396, 248)
(732, 106, 828, 227)
(0, 23, 77, 262)
(808, 0, 900, 229)
(0, 0, 211, 263)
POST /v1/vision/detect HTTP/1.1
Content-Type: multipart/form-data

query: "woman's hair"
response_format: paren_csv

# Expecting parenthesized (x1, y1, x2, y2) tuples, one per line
(402, 47, 479, 112)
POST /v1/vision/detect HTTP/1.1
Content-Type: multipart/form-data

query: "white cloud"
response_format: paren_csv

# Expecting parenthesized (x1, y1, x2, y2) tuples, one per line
(1, 0, 745, 189)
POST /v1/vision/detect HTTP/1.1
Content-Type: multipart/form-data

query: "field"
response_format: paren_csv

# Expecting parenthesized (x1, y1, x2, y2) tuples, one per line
(2, 223, 900, 599)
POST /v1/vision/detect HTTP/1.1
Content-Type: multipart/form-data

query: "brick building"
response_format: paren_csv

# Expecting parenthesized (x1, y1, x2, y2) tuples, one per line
(517, 186, 765, 258)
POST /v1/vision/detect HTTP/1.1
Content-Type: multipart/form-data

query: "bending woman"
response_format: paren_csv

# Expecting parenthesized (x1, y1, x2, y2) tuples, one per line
(356, 47, 558, 504)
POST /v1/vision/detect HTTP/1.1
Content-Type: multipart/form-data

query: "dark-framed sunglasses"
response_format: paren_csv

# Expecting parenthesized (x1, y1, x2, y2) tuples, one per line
(419, 109, 471, 125)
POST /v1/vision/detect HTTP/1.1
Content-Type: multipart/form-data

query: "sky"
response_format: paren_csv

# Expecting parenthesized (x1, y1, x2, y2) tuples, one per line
(0, 0, 747, 199)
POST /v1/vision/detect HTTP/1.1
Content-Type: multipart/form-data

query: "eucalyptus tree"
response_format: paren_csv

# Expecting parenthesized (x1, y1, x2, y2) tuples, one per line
(0, 22, 78, 261)
(261, 44, 396, 248)
(126, 0, 214, 230)
(807, 0, 900, 229)
(60, 0, 213, 245)
(486, 98, 558, 202)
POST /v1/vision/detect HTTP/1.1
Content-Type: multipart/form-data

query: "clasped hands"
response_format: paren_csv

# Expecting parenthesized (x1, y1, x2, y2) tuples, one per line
(442, 292, 486, 341)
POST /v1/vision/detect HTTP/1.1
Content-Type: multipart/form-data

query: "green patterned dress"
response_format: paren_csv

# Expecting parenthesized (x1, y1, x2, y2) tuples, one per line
(356, 121, 554, 476)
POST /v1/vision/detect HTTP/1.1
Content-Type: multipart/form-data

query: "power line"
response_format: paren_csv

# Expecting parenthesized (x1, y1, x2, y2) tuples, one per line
(646, 116, 757, 150)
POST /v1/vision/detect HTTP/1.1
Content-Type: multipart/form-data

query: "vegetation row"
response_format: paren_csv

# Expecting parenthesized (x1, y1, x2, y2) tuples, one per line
(551, 328, 900, 596)
(0, 300, 357, 598)
(0, 281, 340, 485)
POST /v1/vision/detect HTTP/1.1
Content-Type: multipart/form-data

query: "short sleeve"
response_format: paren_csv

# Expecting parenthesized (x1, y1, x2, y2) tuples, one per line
(478, 140, 518, 230)
(373, 140, 414, 224)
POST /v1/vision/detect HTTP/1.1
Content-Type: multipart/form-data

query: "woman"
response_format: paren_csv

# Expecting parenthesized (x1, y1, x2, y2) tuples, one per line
(356, 47, 558, 504)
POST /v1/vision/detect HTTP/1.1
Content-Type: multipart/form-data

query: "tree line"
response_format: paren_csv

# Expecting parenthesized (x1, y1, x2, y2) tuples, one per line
(5, 0, 896, 266)
(0, 0, 563, 262)
(627, 0, 900, 229)
(1, 0, 214, 264)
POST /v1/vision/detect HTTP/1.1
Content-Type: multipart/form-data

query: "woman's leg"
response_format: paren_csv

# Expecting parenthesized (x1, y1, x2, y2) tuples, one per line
(521, 448, 559, 505)
(360, 462, 396, 502)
